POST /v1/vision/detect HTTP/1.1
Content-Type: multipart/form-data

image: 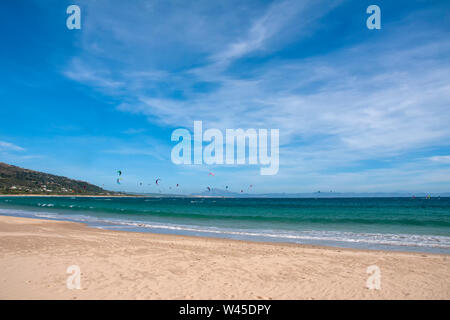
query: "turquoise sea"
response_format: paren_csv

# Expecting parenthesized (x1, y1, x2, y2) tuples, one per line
(1, 196, 449, 254)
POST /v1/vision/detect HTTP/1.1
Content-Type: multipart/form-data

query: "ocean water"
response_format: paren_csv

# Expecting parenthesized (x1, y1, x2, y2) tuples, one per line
(0, 196, 449, 254)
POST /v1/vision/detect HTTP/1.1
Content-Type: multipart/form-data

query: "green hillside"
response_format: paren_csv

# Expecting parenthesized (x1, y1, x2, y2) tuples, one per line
(0, 162, 113, 195)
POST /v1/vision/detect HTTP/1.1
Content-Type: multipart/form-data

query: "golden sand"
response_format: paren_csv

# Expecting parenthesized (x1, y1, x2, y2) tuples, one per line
(0, 215, 448, 299)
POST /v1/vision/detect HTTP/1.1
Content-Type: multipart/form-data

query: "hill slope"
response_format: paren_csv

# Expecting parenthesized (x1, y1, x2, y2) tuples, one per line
(0, 162, 111, 195)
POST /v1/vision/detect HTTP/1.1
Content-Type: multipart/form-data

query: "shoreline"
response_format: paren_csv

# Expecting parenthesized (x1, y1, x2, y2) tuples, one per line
(0, 194, 142, 198)
(0, 194, 209, 198)
(2, 212, 445, 257)
(0, 215, 449, 299)
(3, 194, 450, 199)
(1, 212, 448, 256)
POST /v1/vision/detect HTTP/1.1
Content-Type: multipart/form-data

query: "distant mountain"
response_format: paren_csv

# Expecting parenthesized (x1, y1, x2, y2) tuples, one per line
(258, 192, 450, 198)
(191, 189, 450, 198)
(0, 162, 113, 195)
(194, 188, 242, 197)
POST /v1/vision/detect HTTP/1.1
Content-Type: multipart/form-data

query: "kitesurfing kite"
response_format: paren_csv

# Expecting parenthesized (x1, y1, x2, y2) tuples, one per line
(116, 178, 121, 185)
(117, 170, 122, 176)
(155, 178, 161, 185)
(207, 186, 211, 192)
(208, 172, 215, 176)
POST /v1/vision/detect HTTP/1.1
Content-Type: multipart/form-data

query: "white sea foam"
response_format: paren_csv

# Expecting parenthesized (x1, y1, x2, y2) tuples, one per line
(110, 220, 450, 249)
(1, 207, 449, 251)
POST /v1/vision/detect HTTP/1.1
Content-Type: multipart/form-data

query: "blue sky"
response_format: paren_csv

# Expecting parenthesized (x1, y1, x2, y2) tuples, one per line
(1, 0, 450, 194)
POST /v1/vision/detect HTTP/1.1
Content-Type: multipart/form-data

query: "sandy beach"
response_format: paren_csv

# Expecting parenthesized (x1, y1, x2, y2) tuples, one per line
(0, 215, 448, 300)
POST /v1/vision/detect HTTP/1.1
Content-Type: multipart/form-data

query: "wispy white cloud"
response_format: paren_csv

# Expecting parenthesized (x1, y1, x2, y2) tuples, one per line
(59, 0, 450, 191)
(0, 141, 25, 152)
(114, 32, 450, 159)
(103, 147, 167, 161)
(211, 0, 341, 66)
(63, 58, 124, 90)
(121, 128, 147, 135)
(428, 156, 450, 164)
